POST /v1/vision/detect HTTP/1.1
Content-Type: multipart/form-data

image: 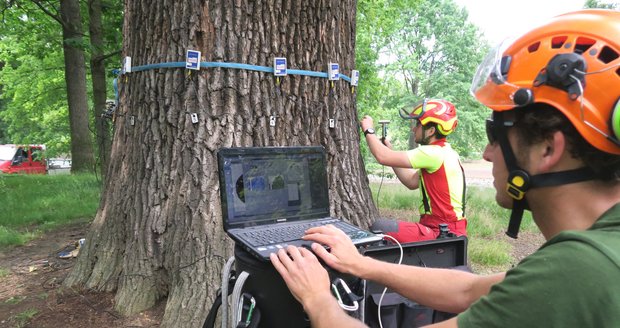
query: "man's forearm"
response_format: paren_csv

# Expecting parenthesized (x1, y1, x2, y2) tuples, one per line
(365, 133, 386, 163)
(392, 167, 419, 189)
(354, 257, 504, 313)
(303, 293, 368, 328)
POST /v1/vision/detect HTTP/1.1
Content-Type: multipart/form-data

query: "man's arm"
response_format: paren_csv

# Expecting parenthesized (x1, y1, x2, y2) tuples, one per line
(392, 166, 420, 190)
(357, 256, 505, 313)
(360, 116, 412, 168)
(270, 246, 368, 328)
(374, 136, 420, 189)
(305, 225, 505, 314)
(301, 293, 368, 328)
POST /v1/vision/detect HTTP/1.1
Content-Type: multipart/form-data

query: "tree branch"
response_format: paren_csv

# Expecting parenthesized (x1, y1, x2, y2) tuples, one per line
(93, 50, 122, 64)
(29, 0, 65, 28)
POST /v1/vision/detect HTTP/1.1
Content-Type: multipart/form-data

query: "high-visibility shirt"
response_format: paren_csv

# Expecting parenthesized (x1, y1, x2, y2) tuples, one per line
(406, 139, 465, 227)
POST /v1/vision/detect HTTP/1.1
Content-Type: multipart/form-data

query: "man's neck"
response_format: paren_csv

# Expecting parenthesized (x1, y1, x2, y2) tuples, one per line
(528, 181, 620, 240)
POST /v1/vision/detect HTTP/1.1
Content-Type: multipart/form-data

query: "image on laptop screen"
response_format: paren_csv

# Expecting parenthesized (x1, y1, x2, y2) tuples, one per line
(218, 147, 330, 229)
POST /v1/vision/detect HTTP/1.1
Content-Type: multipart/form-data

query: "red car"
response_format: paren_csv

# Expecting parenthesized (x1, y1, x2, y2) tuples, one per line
(0, 144, 48, 174)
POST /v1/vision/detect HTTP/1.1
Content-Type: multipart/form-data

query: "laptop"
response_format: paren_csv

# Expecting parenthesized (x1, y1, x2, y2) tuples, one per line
(217, 146, 383, 261)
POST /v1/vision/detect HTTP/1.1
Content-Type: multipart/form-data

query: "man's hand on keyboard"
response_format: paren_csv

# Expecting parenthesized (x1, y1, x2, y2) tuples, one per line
(270, 245, 333, 309)
(301, 224, 366, 276)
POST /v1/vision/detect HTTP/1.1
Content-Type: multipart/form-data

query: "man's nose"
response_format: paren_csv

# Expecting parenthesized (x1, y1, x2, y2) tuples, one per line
(482, 143, 493, 162)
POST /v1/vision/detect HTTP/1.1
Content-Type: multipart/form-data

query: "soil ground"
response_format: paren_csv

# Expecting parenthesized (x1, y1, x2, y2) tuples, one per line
(0, 161, 545, 327)
(0, 222, 164, 328)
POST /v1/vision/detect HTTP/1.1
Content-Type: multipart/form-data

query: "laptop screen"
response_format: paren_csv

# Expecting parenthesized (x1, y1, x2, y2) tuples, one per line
(217, 146, 330, 230)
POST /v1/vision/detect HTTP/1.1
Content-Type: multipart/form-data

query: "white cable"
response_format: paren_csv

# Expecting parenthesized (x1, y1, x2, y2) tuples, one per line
(221, 256, 235, 328)
(377, 234, 403, 328)
(232, 271, 250, 327)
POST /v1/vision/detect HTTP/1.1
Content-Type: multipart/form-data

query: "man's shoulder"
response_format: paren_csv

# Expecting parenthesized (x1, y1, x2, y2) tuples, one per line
(459, 235, 620, 327)
(523, 230, 620, 278)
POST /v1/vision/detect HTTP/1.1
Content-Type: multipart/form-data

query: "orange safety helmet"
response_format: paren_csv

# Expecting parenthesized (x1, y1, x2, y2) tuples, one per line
(399, 99, 458, 136)
(471, 9, 620, 155)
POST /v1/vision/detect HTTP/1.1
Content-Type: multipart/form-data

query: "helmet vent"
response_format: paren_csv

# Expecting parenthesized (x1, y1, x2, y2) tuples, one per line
(616, 66, 620, 78)
(551, 36, 568, 49)
(598, 46, 619, 64)
(574, 37, 596, 54)
(528, 42, 541, 53)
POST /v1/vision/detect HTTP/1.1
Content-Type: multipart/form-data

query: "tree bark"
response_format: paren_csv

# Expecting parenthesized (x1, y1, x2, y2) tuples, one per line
(60, 0, 96, 173)
(65, 1, 377, 326)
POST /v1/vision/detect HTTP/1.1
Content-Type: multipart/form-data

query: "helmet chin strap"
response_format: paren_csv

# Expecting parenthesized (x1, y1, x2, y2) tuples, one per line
(493, 112, 596, 239)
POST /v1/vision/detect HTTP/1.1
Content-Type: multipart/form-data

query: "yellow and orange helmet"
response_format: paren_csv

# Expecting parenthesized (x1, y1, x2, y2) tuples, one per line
(399, 99, 458, 136)
(471, 9, 620, 155)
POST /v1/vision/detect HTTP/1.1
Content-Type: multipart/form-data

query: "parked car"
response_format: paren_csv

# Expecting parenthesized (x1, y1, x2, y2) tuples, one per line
(0, 144, 48, 174)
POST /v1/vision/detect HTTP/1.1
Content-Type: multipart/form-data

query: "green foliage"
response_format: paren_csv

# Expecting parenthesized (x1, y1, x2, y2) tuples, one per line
(0, 174, 100, 248)
(356, 0, 492, 160)
(0, 3, 71, 156)
(583, 0, 619, 9)
(0, 267, 9, 278)
(0, 1, 123, 158)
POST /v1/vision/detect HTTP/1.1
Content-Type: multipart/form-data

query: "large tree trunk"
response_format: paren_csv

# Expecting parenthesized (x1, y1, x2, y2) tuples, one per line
(65, 1, 377, 327)
(60, 0, 96, 173)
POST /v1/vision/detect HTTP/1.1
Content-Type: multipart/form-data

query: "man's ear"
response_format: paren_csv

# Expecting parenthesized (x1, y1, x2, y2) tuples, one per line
(425, 125, 436, 138)
(539, 131, 566, 172)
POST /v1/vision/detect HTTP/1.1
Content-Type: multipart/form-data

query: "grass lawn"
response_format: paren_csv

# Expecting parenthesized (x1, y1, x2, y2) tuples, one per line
(0, 174, 100, 248)
(370, 181, 539, 270)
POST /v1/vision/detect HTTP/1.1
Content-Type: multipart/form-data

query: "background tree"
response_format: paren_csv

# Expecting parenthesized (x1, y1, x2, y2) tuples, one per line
(584, 0, 619, 9)
(0, 2, 70, 156)
(41, 0, 95, 172)
(356, 0, 489, 165)
(64, 1, 376, 327)
(357, 0, 488, 174)
(87, 0, 122, 178)
(354, 0, 417, 162)
(0, 60, 7, 143)
(0, 1, 121, 170)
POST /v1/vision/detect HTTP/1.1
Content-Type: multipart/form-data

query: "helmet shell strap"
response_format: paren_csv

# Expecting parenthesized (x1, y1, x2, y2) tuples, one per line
(493, 112, 529, 239)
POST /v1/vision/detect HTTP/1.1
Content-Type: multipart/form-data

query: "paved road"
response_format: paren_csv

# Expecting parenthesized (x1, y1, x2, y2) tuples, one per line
(462, 160, 493, 187)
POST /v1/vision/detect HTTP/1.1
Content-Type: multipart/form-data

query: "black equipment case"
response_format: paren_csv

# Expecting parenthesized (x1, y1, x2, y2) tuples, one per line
(361, 236, 469, 327)
(229, 236, 467, 328)
(233, 245, 363, 328)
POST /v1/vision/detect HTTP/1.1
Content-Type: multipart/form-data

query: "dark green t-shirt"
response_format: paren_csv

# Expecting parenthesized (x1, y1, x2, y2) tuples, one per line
(458, 203, 620, 327)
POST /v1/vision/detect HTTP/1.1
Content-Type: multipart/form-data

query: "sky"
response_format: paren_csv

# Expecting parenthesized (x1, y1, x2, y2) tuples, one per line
(453, 0, 595, 44)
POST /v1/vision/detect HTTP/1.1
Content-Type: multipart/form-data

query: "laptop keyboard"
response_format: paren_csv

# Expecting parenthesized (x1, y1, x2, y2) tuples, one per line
(240, 219, 359, 246)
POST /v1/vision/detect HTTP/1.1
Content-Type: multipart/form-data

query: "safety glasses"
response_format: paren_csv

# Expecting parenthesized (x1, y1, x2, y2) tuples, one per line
(485, 119, 496, 144)
(486, 118, 515, 144)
